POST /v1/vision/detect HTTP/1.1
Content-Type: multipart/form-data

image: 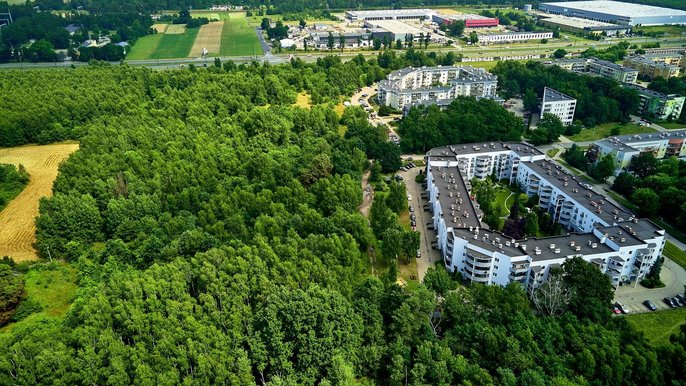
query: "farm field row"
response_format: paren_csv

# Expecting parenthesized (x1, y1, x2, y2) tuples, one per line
(127, 12, 262, 59)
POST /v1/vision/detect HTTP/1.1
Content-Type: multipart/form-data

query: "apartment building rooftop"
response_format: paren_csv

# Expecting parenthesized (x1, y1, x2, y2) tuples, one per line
(431, 165, 482, 229)
(592, 58, 636, 72)
(624, 83, 680, 99)
(594, 223, 650, 246)
(543, 86, 575, 103)
(452, 227, 527, 256)
(524, 232, 615, 262)
(427, 141, 542, 160)
(522, 159, 631, 225)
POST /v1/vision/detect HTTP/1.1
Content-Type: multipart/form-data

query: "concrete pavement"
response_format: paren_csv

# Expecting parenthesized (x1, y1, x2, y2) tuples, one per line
(614, 257, 686, 313)
(399, 166, 441, 281)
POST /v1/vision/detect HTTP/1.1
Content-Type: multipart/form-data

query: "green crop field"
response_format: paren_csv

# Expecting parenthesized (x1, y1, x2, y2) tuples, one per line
(149, 28, 199, 59)
(220, 13, 263, 56)
(191, 11, 228, 20)
(126, 34, 163, 60)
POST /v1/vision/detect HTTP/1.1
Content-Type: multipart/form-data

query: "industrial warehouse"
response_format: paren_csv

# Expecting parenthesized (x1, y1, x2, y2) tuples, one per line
(540, 0, 686, 26)
(425, 142, 666, 290)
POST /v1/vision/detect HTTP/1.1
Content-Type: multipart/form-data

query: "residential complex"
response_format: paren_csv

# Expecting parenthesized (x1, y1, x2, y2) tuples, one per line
(477, 31, 553, 44)
(624, 53, 684, 79)
(626, 84, 686, 121)
(426, 142, 665, 290)
(537, 13, 630, 36)
(594, 129, 686, 173)
(540, 0, 686, 26)
(541, 87, 576, 125)
(377, 66, 498, 110)
(550, 58, 638, 84)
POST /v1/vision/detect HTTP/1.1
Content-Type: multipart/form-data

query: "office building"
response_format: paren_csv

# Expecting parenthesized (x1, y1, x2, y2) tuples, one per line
(594, 129, 686, 173)
(540, 1, 686, 26)
(377, 66, 498, 110)
(426, 142, 665, 289)
(541, 87, 576, 125)
(477, 31, 553, 44)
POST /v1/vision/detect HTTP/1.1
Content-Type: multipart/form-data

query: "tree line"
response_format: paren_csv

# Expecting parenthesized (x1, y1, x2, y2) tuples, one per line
(0, 53, 685, 385)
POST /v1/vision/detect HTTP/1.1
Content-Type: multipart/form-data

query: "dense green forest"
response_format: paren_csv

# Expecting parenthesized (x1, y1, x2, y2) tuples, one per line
(493, 61, 641, 128)
(0, 57, 685, 384)
(0, 163, 29, 211)
(398, 97, 524, 153)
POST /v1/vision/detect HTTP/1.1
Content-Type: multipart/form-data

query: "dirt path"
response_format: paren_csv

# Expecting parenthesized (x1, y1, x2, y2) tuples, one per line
(0, 143, 79, 262)
(358, 169, 374, 218)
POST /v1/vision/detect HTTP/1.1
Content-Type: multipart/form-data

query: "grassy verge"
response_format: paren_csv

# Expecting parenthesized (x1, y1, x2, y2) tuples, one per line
(126, 34, 163, 60)
(150, 27, 200, 59)
(656, 121, 686, 130)
(651, 217, 686, 245)
(663, 241, 686, 270)
(568, 122, 655, 142)
(546, 148, 560, 158)
(628, 307, 686, 346)
(0, 262, 78, 334)
(220, 12, 263, 56)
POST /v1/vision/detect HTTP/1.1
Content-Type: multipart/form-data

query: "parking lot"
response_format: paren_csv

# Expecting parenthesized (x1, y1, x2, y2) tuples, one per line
(614, 257, 686, 314)
(398, 162, 441, 281)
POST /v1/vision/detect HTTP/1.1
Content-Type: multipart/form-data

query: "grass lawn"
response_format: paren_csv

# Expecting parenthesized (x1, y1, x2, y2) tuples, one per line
(568, 122, 656, 142)
(126, 34, 163, 60)
(628, 307, 686, 346)
(149, 27, 200, 59)
(657, 121, 686, 130)
(0, 262, 78, 334)
(546, 148, 560, 158)
(663, 240, 686, 270)
(220, 12, 263, 56)
(633, 25, 686, 36)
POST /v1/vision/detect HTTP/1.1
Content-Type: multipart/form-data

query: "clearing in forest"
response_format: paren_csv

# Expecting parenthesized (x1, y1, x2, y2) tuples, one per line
(189, 21, 224, 57)
(0, 143, 79, 262)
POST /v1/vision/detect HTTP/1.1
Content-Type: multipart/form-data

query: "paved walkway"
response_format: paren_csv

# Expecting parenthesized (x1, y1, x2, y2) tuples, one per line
(399, 166, 441, 281)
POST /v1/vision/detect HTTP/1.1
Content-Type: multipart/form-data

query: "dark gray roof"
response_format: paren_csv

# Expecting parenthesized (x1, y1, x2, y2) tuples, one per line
(427, 142, 541, 159)
(432, 166, 481, 229)
(521, 159, 631, 226)
(453, 228, 527, 256)
(522, 233, 614, 262)
(593, 224, 647, 247)
(543, 86, 576, 103)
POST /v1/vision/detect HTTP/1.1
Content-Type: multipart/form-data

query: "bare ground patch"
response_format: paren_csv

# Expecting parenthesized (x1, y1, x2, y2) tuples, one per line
(189, 21, 224, 56)
(0, 143, 79, 262)
(151, 23, 169, 33)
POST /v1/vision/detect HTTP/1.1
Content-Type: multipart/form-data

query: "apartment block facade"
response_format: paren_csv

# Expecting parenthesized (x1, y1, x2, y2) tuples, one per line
(594, 129, 686, 173)
(377, 66, 498, 110)
(541, 87, 576, 125)
(551, 57, 638, 84)
(426, 142, 665, 290)
(624, 53, 684, 79)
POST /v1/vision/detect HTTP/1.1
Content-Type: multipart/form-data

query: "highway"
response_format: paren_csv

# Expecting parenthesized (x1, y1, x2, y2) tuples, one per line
(0, 35, 683, 70)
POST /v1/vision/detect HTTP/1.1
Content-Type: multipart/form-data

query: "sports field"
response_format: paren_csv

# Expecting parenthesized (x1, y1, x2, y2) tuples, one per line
(220, 12, 263, 56)
(0, 143, 79, 262)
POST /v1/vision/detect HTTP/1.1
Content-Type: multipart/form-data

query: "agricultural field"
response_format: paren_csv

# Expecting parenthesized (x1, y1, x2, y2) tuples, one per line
(149, 27, 199, 59)
(151, 23, 169, 33)
(190, 21, 224, 56)
(0, 143, 79, 262)
(126, 34, 163, 60)
(191, 11, 228, 20)
(220, 12, 263, 56)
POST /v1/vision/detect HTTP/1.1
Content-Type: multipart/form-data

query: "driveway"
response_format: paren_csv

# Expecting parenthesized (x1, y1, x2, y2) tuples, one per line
(614, 257, 686, 313)
(254, 28, 271, 55)
(399, 166, 441, 281)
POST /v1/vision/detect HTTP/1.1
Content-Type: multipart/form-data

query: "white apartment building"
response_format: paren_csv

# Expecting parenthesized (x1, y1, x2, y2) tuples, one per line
(477, 31, 553, 44)
(377, 66, 498, 110)
(594, 129, 686, 173)
(425, 142, 665, 289)
(541, 87, 576, 125)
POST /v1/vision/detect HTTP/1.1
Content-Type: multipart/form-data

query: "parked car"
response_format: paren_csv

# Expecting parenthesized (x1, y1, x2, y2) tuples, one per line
(664, 297, 678, 308)
(643, 300, 657, 311)
(407, 194, 412, 201)
(416, 249, 421, 258)
(612, 305, 622, 314)
(410, 214, 416, 221)
(675, 294, 686, 306)
(616, 303, 629, 314)
(673, 296, 684, 307)
(409, 206, 415, 212)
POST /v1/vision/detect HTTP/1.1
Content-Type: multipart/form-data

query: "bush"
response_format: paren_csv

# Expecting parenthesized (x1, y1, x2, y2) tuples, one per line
(10, 297, 43, 322)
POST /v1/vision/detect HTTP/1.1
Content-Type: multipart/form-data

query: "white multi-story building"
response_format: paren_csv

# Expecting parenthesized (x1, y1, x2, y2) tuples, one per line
(594, 129, 686, 173)
(345, 9, 435, 21)
(377, 66, 498, 110)
(541, 87, 576, 125)
(477, 31, 553, 44)
(549, 58, 638, 84)
(425, 142, 665, 289)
